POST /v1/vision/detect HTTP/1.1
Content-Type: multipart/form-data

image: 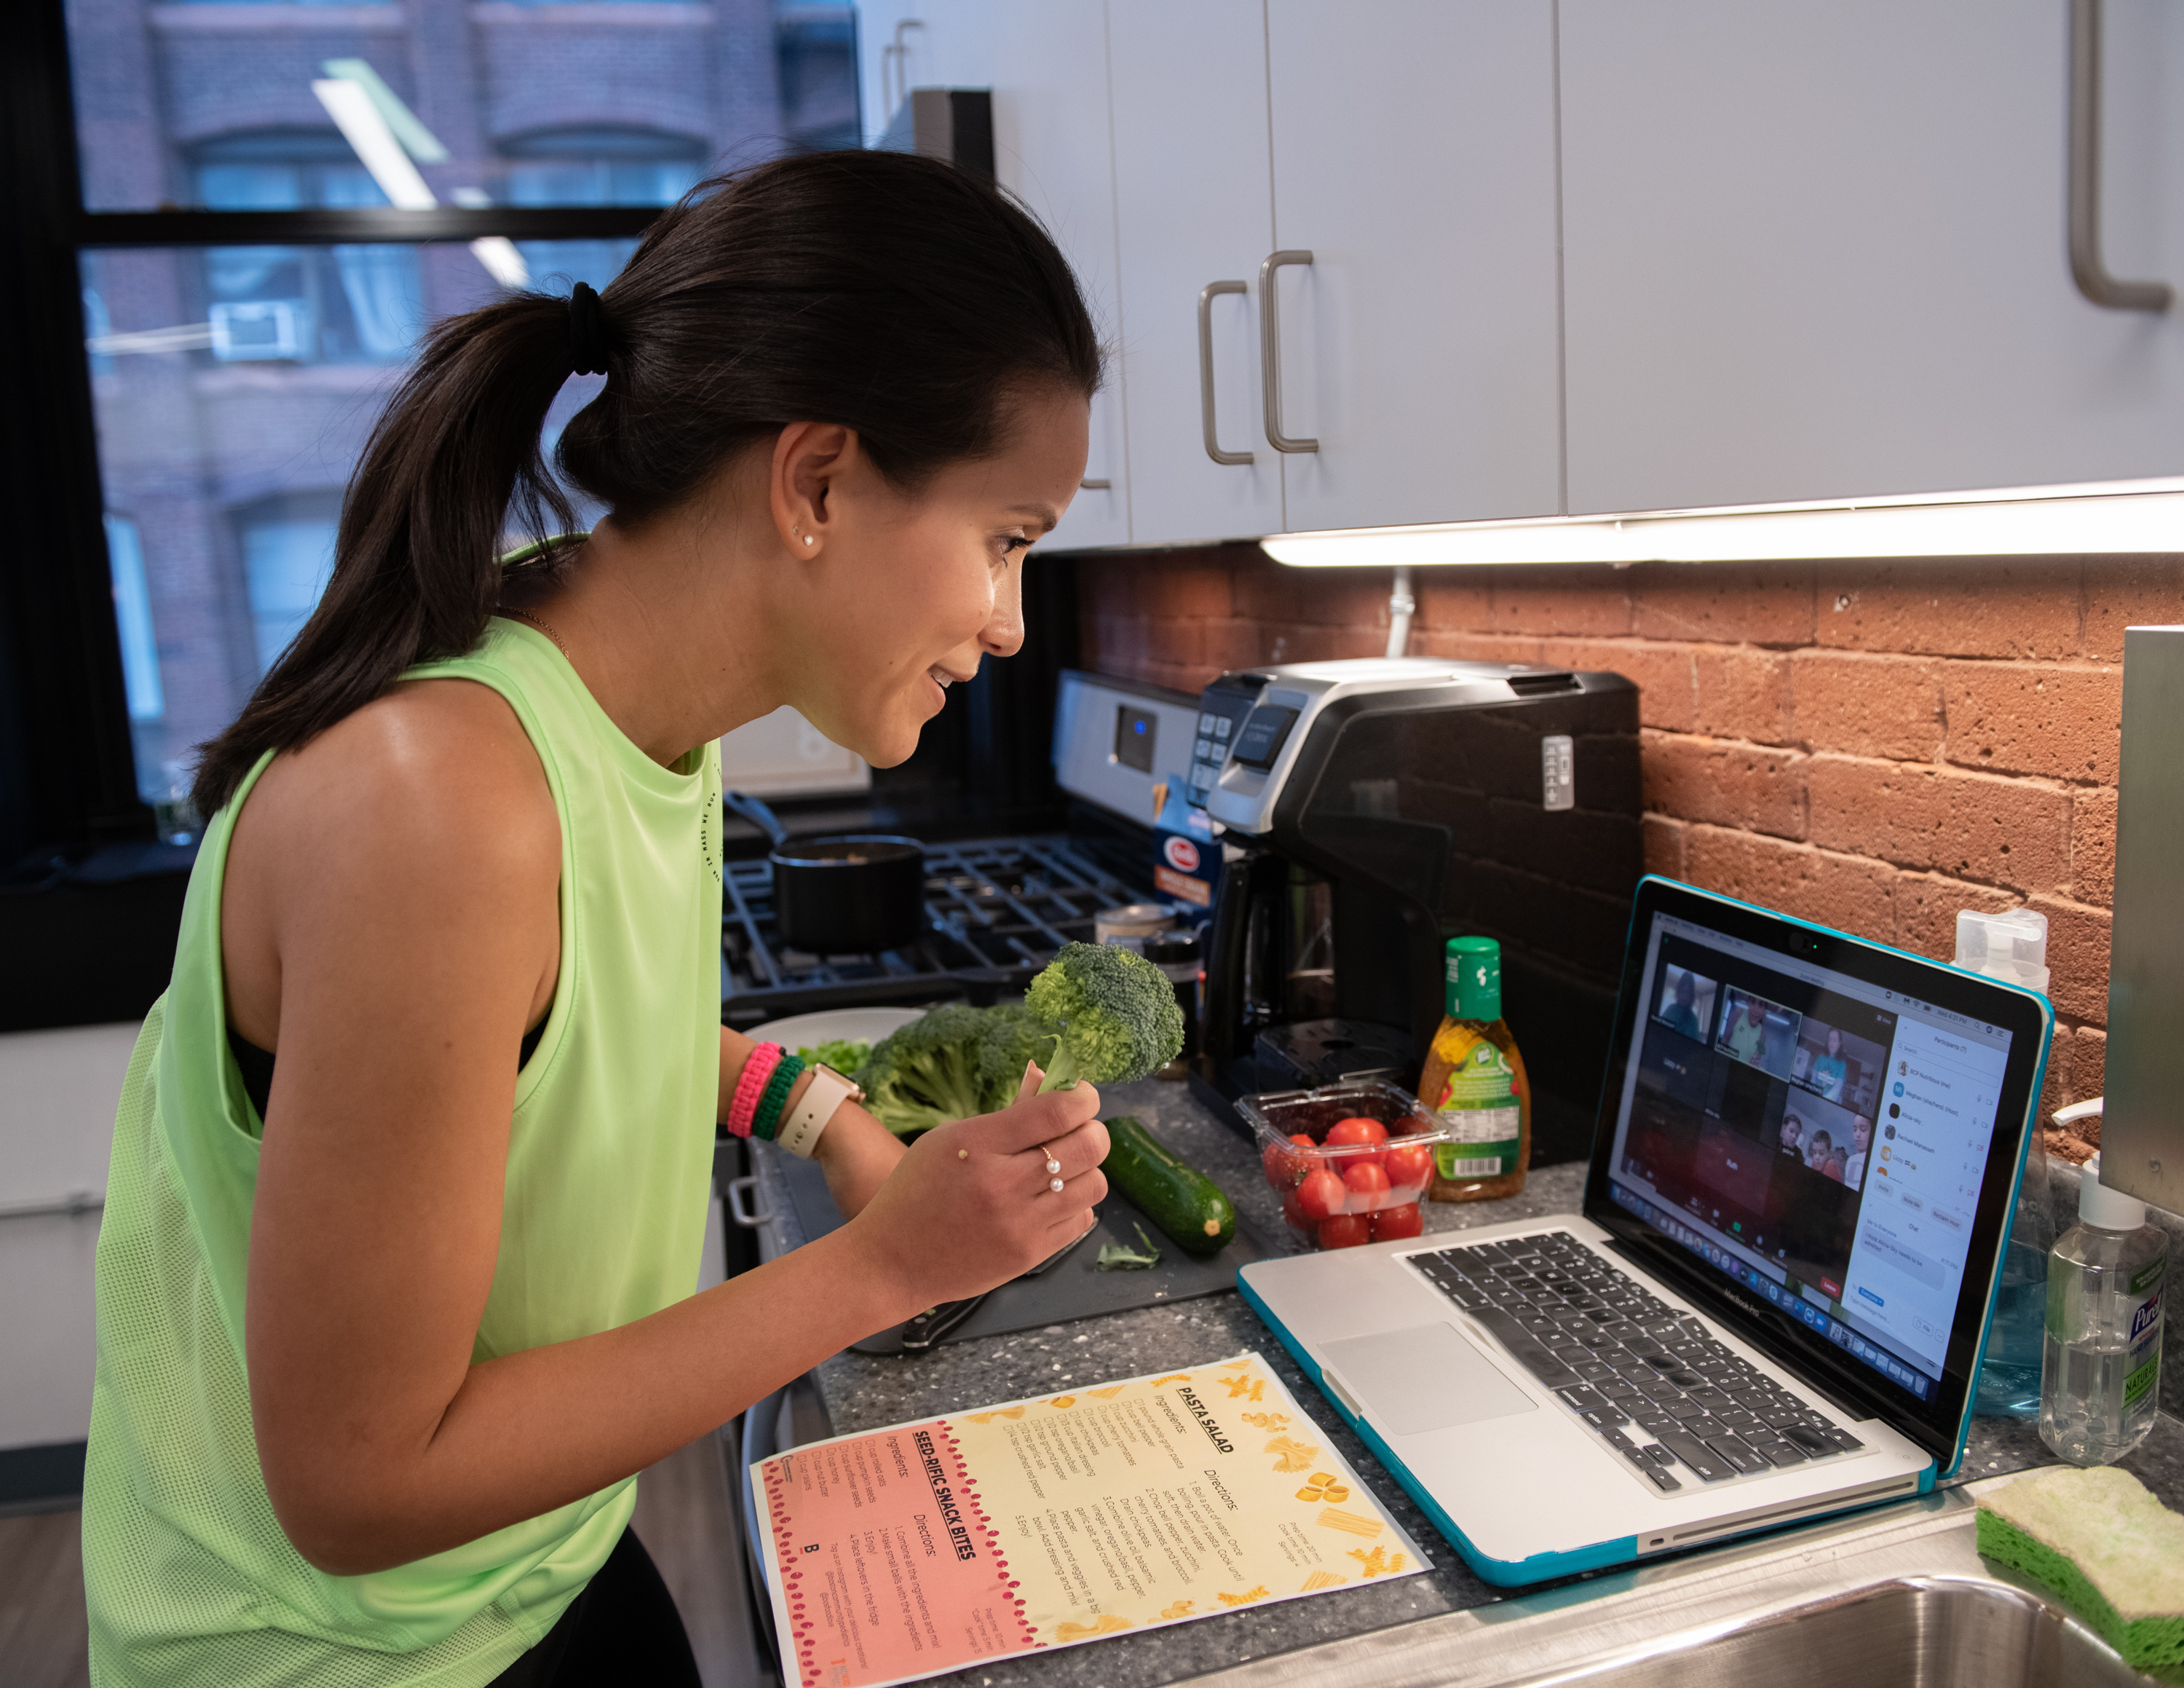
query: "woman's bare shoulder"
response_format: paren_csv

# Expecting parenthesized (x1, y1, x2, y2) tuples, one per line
(236, 679, 559, 902)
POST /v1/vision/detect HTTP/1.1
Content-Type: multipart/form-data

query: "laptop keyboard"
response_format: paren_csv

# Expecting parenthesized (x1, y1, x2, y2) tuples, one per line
(1407, 1231, 1864, 1493)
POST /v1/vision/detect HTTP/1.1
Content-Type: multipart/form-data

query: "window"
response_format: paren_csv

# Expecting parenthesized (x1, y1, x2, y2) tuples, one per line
(4, 0, 859, 864)
(102, 516, 162, 726)
(503, 126, 706, 294)
(237, 495, 339, 675)
(194, 130, 425, 365)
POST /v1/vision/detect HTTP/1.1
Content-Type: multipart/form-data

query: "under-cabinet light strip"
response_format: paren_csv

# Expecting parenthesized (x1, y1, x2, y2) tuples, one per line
(1262, 477, 2184, 566)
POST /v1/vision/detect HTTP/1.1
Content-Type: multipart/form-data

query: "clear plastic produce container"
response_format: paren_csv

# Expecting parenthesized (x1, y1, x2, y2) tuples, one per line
(1236, 1079, 1458, 1250)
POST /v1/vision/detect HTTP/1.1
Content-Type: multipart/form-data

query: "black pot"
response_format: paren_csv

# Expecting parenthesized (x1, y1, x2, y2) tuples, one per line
(724, 790, 927, 955)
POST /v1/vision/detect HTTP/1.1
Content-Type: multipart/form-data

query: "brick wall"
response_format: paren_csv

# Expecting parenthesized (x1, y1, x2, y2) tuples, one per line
(1080, 545, 2182, 1121)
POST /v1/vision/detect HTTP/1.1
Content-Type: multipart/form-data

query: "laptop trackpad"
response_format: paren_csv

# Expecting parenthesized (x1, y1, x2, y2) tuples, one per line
(1321, 1322, 1538, 1435)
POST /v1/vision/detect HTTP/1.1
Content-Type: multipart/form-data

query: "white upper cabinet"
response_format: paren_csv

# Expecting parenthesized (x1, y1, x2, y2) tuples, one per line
(1561, 0, 2184, 515)
(855, 0, 1131, 548)
(1264, 0, 1562, 532)
(1106, 0, 1288, 547)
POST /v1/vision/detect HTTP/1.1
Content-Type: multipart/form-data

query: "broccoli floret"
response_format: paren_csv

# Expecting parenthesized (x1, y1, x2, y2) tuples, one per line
(975, 1001, 1052, 1111)
(796, 1037, 870, 1073)
(852, 1004, 991, 1135)
(1024, 941, 1186, 1093)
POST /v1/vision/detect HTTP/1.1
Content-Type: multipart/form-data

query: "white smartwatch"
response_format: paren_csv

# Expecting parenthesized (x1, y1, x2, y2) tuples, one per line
(776, 1064, 863, 1159)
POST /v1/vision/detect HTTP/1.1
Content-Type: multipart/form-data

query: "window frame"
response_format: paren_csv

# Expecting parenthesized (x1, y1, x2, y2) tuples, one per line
(1, 0, 662, 866)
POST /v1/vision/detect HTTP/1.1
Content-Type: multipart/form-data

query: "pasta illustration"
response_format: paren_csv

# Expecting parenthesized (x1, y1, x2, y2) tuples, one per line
(1346, 1546, 1408, 1578)
(1052, 1614, 1131, 1642)
(1294, 1472, 1350, 1503)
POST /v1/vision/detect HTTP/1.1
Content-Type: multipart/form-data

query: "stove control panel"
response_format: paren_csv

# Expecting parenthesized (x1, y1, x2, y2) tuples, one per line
(1053, 669, 1206, 827)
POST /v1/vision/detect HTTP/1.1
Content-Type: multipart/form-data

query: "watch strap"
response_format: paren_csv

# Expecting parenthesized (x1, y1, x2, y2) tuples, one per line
(777, 1064, 862, 1159)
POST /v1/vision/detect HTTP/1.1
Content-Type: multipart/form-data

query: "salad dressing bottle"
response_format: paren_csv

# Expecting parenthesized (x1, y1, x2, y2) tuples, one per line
(1419, 936, 1532, 1203)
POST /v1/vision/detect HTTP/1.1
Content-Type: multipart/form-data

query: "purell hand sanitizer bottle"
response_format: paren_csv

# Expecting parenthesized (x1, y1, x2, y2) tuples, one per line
(2040, 1153, 2168, 1466)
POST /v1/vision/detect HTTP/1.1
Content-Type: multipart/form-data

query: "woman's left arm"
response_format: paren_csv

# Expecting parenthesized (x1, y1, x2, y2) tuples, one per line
(719, 1028, 905, 1216)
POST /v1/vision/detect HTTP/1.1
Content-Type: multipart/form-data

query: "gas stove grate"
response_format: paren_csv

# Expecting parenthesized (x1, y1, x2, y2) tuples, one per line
(721, 834, 1148, 1025)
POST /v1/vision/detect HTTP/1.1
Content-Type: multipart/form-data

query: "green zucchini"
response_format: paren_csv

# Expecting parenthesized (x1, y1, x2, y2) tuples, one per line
(1102, 1116, 1235, 1258)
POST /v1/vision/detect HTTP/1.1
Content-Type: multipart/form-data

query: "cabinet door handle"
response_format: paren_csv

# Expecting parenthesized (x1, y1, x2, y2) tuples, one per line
(1259, 249, 1319, 452)
(1079, 478, 1112, 490)
(2069, 0, 2171, 312)
(1198, 280, 1255, 465)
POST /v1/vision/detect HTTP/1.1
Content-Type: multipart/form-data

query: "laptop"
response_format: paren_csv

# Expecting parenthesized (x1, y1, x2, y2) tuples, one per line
(1237, 875, 2053, 1587)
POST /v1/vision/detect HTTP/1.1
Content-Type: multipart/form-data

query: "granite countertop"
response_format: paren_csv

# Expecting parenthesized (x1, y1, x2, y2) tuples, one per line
(748, 1077, 2184, 1688)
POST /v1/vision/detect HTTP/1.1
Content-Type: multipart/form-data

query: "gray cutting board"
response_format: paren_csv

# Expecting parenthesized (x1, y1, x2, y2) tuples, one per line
(767, 1145, 1272, 1355)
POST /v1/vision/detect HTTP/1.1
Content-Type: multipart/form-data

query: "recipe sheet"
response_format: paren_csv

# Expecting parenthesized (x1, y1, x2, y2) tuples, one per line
(751, 1350, 1428, 1688)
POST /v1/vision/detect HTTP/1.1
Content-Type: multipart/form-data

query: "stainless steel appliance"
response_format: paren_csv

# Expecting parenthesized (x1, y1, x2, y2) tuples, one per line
(1187, 657, 1643, 1163)
(2101, 622, 2184, 1212)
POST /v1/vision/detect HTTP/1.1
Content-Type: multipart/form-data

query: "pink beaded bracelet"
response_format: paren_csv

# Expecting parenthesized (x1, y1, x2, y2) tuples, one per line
(726, 1041, 785, 1139)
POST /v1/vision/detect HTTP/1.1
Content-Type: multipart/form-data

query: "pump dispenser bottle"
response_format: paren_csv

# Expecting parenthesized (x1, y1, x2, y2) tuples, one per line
(2039, 1152, 2167, 1466)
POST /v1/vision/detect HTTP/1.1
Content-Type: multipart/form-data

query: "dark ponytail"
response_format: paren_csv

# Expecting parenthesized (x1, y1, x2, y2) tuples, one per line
(191, 149, 1102, 817)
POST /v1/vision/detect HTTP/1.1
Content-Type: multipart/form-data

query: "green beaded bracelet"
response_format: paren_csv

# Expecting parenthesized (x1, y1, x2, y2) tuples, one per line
(753, 1053, 805, 1142)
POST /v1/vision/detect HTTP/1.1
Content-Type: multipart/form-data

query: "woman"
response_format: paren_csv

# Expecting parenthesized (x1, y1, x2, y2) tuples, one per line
(84, 151, 1110, 1686)
(1808, 1025, 1848, 1102)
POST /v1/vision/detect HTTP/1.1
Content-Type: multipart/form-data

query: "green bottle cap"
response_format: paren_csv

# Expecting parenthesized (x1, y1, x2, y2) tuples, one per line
(1446, 936, 1502, 1021)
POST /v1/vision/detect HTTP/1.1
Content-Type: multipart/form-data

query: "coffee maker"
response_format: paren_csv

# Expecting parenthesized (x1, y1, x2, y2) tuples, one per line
(1186, 658, 1642, 1164)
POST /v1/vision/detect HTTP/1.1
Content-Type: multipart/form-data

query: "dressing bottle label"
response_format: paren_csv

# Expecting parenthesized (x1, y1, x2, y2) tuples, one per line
(1432, 1030, 1520, 1179)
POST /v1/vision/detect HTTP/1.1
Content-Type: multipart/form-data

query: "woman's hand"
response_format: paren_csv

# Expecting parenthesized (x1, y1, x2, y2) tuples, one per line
(810, 1098, 909, 1217)
(844, 1060, 1107, 1307)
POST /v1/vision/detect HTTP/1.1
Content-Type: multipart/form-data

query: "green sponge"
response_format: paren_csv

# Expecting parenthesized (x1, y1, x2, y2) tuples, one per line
(1976, 1464, 2184, 1677)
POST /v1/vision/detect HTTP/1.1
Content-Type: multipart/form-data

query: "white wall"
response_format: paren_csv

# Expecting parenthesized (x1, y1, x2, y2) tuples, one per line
(0, 1021, 140, 1450)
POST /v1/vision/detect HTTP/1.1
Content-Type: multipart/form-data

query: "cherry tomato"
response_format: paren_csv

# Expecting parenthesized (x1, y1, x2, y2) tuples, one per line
(1262, 1136, 1311, 1191)
(1324, 1116, 1390, 1148)
(1281, 1188, 1314, 1233)
(1295, 1167, 1347, 1220)
(1342, 1162, 1392, 1208)
(1318, 1213, 1372, 1250)
(1381, 1140, 1433, 1191)
(1370, 1202, 1423, 1242)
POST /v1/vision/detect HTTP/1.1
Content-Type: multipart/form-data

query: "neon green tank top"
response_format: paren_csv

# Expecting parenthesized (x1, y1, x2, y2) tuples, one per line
(84, 619, 725, 1687)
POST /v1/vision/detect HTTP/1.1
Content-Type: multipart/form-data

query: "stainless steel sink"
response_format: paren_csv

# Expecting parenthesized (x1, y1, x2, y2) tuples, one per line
(1171, 1480, 2153, 1688)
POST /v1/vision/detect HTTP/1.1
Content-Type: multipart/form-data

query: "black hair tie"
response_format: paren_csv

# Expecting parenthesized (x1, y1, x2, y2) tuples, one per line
(566, 282, 612, 376)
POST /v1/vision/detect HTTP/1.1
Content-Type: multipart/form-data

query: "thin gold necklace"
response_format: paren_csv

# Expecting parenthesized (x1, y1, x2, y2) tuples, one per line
(500, 605, 571, 660)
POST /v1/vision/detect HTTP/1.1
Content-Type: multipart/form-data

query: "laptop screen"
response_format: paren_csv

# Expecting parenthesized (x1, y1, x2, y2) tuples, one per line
(1586, 880, 2052, 1459)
